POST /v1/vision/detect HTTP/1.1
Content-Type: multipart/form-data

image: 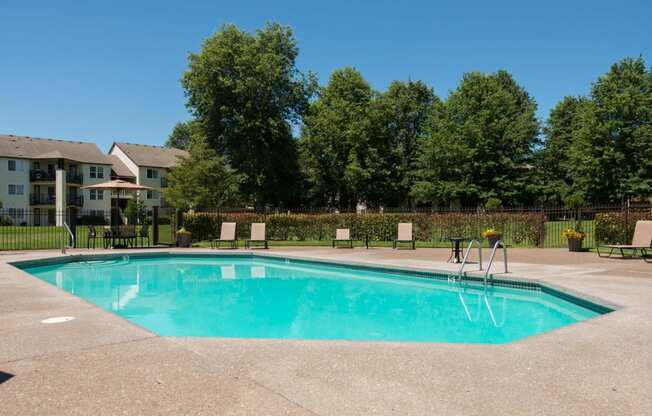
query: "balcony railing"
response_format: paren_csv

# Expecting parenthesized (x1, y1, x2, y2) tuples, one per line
(67, 172, 83, 185)
(30, 194, 55, 205)
(67, 195, 84, 206)
(30, 170, 56, 182)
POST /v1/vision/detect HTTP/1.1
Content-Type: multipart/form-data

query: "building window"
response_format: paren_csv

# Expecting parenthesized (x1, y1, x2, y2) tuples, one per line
(8, 184, 24, 195)
(8, 208, 25, 224)
(90, 166, 104, 179)
(147, 168, 158, 179)
(8, 160, 24, 171)
(90, 189, 104, 200)
(146, 190, 153, 199)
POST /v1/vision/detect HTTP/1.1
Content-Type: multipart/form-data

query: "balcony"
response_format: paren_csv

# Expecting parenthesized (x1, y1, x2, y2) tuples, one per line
(67, 172, 83, 185)
(30, 170, 56, 182)
(30, 193, 55, 205)
(67, 195, 84, 206)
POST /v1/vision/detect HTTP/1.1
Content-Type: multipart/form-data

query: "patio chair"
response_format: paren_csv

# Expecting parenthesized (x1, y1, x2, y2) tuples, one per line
(211, 222, 237, 249)
(393, 223, 415, 250)
(103, 225, 114, 249)
(119, 225, 137, 248)
(332, 228, 353, 248)
(138, 224, 150, 247)
(245, 223, 268, 249)
(87, 225, 98, 249)
(597, 220, 652, 259)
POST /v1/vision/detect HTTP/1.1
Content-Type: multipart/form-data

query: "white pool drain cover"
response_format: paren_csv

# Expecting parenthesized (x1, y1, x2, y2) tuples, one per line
(41, 316, 76, 324)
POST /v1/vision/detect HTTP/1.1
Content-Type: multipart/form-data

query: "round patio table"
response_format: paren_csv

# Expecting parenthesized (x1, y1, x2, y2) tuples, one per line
(447, 237, 467, 263)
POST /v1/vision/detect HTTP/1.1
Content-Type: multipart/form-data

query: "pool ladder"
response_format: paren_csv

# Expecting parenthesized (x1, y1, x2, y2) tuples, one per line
(453, 239, 483, 282)
(483, 240, 509, 286)
(61, 222, 75, 254)
(454, 239, 509, 286)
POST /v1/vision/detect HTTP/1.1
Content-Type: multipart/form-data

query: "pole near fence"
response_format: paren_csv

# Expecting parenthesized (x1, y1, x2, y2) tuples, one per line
(152, 206, 159, 246)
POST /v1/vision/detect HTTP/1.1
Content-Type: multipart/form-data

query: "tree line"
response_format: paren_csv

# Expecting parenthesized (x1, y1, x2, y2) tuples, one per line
(164, 22, 652, 210)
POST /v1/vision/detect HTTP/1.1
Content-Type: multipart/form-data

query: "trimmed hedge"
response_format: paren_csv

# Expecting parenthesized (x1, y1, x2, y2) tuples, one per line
(184, 212, 544, 246)
(595, 211, 652, 244)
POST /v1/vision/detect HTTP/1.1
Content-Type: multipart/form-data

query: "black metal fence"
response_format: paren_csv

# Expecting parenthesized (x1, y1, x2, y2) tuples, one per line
(1, 204, 651, 251)
(0, 207, 176, 250)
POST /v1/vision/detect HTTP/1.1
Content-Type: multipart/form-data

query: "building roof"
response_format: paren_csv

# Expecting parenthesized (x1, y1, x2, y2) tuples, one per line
(111, 142, 188, 168)
(0, 134, 111, 165)
(108, 154, 136, 178)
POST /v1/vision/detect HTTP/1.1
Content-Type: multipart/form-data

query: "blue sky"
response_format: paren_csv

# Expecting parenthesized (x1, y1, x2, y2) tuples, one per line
(1, 0, 650, 151)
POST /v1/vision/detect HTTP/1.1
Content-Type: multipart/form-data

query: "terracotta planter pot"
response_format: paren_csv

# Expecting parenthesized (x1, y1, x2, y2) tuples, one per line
(176, 233, 192, 248)
(568, 238, 583, 252)
(487, 235, 503, 248)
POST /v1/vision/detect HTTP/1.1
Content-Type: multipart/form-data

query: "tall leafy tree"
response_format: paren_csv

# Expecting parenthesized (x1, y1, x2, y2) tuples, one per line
(181, 23, 317, 207)
(568, 57, 652, 203)
(537, 96, 590, 204)
(165, 121, 201, 150)
(163, 138, 243, 210)
(300, 67, 387, 208)
(373, 80, 439, 207)
(412, 70, 539, 207)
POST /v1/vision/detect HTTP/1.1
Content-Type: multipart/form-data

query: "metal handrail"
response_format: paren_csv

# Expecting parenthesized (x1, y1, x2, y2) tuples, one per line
(62, 222, 75, 254)
(483, 240, 508, 285)
(456, 239, 483, 281)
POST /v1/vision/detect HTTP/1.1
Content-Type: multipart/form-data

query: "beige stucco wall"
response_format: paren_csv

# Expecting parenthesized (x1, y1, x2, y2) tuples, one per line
(0, 157, 29, 223)
(80, 163, 112, 213)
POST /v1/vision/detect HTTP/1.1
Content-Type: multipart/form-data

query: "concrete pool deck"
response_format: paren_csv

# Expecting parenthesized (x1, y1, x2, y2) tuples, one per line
(1, 247, 651, 415)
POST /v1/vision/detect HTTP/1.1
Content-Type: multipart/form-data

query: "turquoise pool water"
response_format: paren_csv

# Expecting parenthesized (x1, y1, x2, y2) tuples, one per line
(19, 254, 605, 344)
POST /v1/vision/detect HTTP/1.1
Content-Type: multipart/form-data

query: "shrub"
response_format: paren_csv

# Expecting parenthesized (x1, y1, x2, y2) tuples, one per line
(0, 216, 13, 226)
(595, 211, 652, 244)
(183, 211, 544, 246)
(77, 214, 108, 225)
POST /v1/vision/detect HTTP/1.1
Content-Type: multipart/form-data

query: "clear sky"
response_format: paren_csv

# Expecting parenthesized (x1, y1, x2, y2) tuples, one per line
(2, 0, 650, 151)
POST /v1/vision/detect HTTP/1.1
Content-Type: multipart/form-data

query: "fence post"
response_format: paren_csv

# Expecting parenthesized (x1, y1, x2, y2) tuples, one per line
(152, 206, 159, 246)
(68, 207, 78, 248)
(538, 208, 546, 248)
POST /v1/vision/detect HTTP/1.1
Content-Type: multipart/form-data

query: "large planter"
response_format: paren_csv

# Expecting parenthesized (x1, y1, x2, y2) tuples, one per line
(176, 233, 192, 248)
(487, 235, 503, 248)
(567, 238, 583, 252)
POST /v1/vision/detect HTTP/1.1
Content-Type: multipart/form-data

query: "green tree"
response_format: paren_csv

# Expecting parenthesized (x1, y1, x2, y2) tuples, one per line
(300, 67, 387, 208)
(124, 198, 147, 225)
(181, 22, 317, 207)
(163, 138, 243, 210)
(537, 96, 591, 204)
(567, 57, 652, 203)
(412, 70, 539, 207)
(373, 80, 439, 207)
(165, 121, 201, 150)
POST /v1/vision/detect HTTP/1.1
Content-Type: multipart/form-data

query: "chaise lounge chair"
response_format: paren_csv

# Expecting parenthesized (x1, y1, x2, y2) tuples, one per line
(211, 222, 237, 249)
(597, 220, 652, 260)
(332, 228, 353, 248)
(245, 223, 268, 249)
(393, 223, 415, 250)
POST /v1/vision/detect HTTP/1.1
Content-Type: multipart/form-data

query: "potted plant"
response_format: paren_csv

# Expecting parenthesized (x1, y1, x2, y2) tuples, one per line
(176, 227, 192, 248)
(562, 228, 585, 252)
(481, 228, 502, 248)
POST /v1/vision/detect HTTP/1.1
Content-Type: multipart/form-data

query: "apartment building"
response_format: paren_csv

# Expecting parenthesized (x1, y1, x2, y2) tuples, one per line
(108, 142, 188, 212)
(0, 135, 114, 225)
(1, 135, 188, 225)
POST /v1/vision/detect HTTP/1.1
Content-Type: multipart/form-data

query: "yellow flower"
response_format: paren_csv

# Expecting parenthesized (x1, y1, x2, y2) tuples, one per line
(561, 228, 585, 240)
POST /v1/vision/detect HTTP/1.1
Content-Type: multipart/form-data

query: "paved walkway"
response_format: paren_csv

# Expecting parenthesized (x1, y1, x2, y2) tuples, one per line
(0, 247, 651, 415)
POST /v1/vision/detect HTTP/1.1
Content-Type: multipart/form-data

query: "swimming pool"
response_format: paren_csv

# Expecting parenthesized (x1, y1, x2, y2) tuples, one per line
(17, 253, 609, 344)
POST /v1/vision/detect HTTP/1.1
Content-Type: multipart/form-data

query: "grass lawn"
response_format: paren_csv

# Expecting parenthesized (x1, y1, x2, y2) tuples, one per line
(0, 224, 173, 250)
